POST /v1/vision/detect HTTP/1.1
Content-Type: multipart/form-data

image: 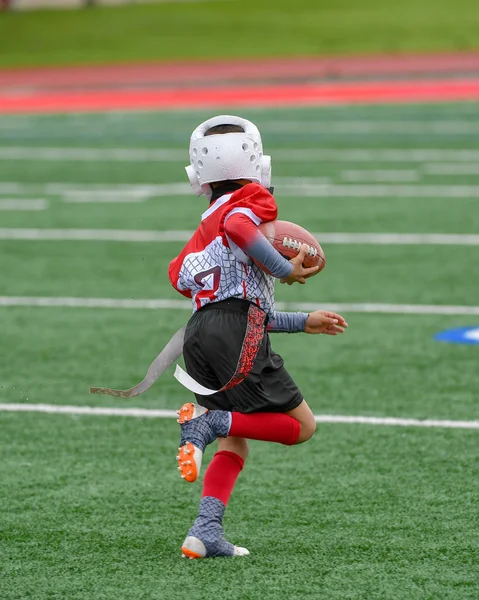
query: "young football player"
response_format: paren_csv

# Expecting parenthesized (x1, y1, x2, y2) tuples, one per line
(168, 115, 348, 559)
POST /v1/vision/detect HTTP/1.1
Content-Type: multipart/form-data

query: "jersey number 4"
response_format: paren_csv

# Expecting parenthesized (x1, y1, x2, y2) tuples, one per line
(194, 266, 221, 309)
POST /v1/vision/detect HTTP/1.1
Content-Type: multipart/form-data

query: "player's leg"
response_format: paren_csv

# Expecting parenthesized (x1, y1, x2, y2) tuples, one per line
(286, 399, 316, 443)
(177, 315, 313, 482)
(181, 436, 249, 559)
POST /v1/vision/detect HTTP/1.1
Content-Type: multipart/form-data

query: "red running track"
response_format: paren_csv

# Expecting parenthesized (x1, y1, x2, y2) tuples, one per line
(1, 79, 479, 113)
(1, 52, 479, 89)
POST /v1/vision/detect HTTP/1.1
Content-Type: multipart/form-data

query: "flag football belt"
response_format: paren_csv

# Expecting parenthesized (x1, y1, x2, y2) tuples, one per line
(90, 299, 267, 398)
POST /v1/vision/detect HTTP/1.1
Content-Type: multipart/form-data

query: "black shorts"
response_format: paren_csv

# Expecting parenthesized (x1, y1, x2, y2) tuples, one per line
(183, 298, 303, 414)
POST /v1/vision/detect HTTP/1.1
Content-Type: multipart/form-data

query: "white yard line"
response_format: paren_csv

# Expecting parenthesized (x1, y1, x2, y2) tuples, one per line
(264, 121, 479, 135)
(0, 183, 27, 193)
(0, 403, 477, 429)
(340, 169, 420, 182)
(1, 229, 479, 245)
(62, 195, 149, 204)
(0, 147, 186, 162)
(3, 180, 479, 199)
(60, 183, 192, 201)
(3, 147, 479, 163)
(0, 228, 195, 242)
(1, 296, 479, 315)
(275, 149, 479, 163)
(278, 183, 479, 198)
(0, 199, 48, 211)
(57, 182, 479, 199)
(424, 163, 479, 176)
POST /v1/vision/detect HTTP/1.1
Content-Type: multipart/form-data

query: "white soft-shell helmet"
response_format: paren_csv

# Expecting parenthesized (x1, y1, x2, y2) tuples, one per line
(185, 115, 271, 199)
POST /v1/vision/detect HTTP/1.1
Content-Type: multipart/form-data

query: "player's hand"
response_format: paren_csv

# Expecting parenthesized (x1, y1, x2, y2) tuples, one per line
(304, 310, 348, 335)
(280, 244, 320, 285)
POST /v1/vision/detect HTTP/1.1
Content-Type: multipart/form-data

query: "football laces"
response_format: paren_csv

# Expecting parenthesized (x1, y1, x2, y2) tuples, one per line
(282, 237, 318, 257)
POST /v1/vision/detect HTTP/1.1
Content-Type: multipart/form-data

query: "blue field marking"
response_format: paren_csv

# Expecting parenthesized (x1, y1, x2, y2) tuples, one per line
(435, 326, 479, 345)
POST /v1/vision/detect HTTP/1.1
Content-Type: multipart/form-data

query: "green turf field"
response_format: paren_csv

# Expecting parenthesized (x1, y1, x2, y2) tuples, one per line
(0, 0, 478, 67)
(1, 103, 479, 599)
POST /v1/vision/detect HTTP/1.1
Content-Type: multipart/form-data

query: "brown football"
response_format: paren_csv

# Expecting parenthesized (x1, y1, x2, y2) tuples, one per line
(257, 220, 326, 272)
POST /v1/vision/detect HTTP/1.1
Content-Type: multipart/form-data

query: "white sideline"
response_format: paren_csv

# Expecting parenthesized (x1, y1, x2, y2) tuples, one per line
(0, 403, 478, 429)
(2, 296, 479, 315)
(1, 228, 479, 245)
(4, 147, 479, 163)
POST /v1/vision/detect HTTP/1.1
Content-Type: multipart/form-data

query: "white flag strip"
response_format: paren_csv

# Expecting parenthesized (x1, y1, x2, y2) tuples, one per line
(91, 305, 266, 398)
(90, 326, 186, 398)
(174, 364, 221, 395)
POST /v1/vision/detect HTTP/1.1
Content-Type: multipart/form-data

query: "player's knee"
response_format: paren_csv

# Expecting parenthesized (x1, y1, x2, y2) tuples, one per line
(296, 418, 317, 444)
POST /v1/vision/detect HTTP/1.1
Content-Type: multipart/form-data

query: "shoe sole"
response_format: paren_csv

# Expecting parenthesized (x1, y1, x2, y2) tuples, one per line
(181, 536, 206, 559)
(176, 402, 208, 483)
(181, 536, 250, 559)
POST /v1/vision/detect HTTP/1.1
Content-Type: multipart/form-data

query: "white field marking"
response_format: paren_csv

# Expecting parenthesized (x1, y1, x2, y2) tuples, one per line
(0, 403, 478, 430)
(62, 189, 154, 202)
(264, 121, 479, 135)
(0, 199, 48, 211)
(4, 147, 479, 163)
(0, 183, 26, 193)
(55, 182, 479, 199)
(0, 229, 194, 242)
(340, 169, 420, 182)
(60, 183, 192, 201)
(274, 176, 331, 185)
(2, 296, 479, 316)
(62, 195, 148, 204)
(9, 180, 479, 199)
(279, 183, 479, 198)
(0, 147, 186, 162)
(2, 229, 479, 246)
(424, 163, 479, 176)
(274, 149, 479, 163)
(38, 181, 479, 199)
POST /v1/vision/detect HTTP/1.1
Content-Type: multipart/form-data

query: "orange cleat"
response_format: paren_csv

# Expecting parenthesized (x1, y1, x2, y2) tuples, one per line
(176, 442, 201, 483)
(176, 402, 210, 483)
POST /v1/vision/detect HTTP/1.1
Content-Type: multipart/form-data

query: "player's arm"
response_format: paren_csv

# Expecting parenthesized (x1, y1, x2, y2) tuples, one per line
(268, 310, 348, 334)
(224, 212, 292, 277)
(224, 213, 317, 282)
(267, 311, 308, 333)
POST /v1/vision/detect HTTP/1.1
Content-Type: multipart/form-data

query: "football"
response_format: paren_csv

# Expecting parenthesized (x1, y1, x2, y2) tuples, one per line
(257, 220, 326, 271)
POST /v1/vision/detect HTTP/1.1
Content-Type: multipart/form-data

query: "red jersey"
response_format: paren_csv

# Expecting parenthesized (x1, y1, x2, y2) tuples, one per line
(168, 183, 279, 318)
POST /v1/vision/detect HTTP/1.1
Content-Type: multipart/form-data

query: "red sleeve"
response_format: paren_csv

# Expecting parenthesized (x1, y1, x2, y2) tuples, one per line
(224, 212, 258, 250)
(221, 183, 278, 229)
(168, 254, 192, 298)
(224, 210, 293, 278)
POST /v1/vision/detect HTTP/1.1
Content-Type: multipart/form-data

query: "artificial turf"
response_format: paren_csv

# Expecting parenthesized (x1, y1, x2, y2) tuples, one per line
(1, 413, 478, 599)
(0, 0, 478, 68)
(1, 103, 479, 598)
